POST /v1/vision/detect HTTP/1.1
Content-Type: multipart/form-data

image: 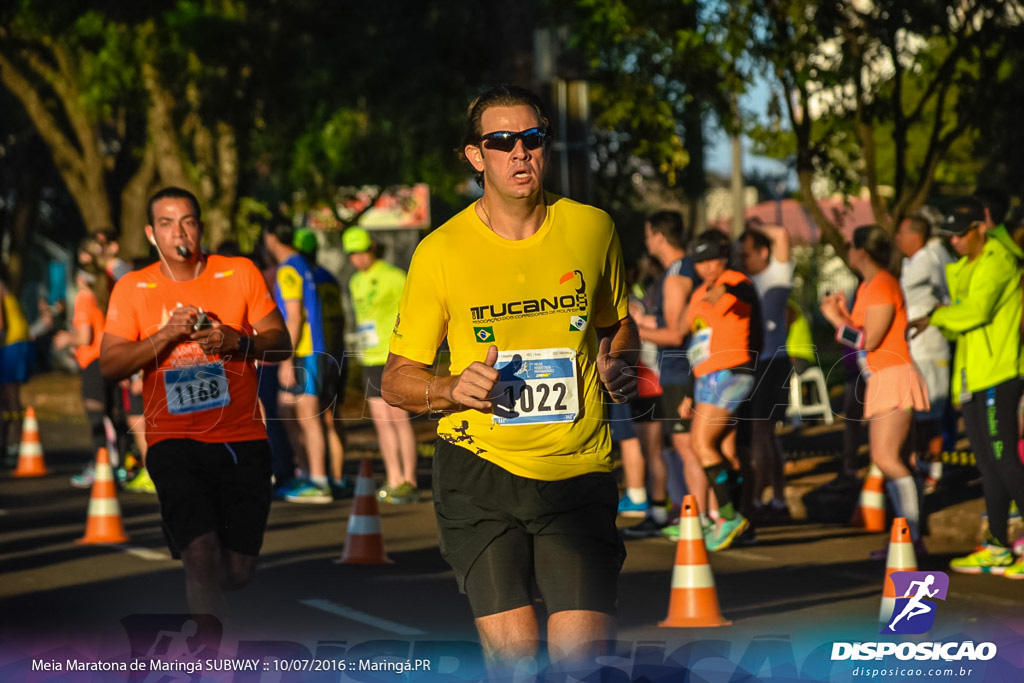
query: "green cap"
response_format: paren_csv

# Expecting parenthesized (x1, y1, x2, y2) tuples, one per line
(293, 228, 318, 254)
(343, 227, 372, 253)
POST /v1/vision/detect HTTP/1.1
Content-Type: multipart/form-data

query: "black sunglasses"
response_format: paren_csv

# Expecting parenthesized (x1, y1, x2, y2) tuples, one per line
(479, 127, 548, 153)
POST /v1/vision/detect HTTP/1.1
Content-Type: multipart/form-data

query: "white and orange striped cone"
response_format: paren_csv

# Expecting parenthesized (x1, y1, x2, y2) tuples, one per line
(879, 517, 918, 621)
(851, 463, 887, 532)
(13, 406, 47, 477)
(336, 459, 392, 564)
(76, 447, 129, 544)
(659, 495, 731, 628)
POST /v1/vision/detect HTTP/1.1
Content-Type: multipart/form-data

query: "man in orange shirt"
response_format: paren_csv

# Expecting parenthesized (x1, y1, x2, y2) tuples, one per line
(100, 187, 291, 618)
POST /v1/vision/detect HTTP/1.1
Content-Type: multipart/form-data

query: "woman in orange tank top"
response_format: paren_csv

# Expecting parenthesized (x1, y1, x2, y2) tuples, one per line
(820, 224, 929, 555)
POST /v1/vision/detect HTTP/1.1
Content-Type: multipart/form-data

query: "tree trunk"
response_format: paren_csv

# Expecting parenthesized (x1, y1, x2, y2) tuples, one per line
(119, 142, 159, 260)
(0, 47, 115, 235)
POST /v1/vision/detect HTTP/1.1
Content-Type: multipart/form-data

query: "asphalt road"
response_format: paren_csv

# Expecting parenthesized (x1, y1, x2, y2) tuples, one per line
(2, 416, 1023, 682)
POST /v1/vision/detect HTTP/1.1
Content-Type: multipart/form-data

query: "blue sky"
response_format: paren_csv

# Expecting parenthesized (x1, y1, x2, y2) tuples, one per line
(705, 79, 791, 180)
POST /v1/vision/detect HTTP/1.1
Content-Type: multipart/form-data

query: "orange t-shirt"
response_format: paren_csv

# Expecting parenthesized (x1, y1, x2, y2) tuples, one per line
(849, 270, 913, 370)
(104, 255, 279, 446)
(72, 288, 105, 369)
(686, 269, 761, 377)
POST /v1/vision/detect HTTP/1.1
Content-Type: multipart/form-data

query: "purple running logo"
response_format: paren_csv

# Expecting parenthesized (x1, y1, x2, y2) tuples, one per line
(881, 571, 949, 634)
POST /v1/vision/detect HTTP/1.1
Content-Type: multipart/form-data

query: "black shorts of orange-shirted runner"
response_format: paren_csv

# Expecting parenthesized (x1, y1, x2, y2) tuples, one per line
(146, 439, 272, 558)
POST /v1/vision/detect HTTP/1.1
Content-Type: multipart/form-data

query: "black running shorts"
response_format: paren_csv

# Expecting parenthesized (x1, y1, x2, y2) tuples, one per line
(746, 354, 792, 422)
(362, 364, 384, 400)
(658, 383, 692, 434)
(432, 439, 626, 618)
(146, 439, 272, 557)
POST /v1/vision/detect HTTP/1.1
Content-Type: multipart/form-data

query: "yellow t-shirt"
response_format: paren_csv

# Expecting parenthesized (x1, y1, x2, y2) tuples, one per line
(390, 194, 629, 481)
(2, 294, 30, 345)
(276, 263, 313, 357)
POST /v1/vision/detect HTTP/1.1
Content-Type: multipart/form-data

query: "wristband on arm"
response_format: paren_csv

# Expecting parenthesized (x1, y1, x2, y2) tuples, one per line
(836, 324, 865, 350)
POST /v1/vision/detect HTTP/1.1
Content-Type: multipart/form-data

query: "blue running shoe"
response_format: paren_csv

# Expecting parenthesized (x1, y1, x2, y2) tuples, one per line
(273, 477, 308, 500)
(617, 495, 649, 518)
(283, 481, 333, 504)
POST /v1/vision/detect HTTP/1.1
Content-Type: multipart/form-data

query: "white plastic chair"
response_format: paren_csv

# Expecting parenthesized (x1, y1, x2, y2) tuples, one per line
(786, 366, 834, 425)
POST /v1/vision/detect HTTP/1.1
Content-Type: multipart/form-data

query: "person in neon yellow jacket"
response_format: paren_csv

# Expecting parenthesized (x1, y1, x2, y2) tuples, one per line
(345, 227, 420, 504)
(910, 196, 1024, 578)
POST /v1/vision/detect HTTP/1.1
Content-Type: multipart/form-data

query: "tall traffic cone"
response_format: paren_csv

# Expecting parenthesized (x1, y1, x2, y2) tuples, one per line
(851, 463, 887, 532)
(879, 517, 918, 621)
(659, 495, 731, 627)
(336, 459, 392, 564)
(13, 406, 47, 477)
(76, 448, 129, 544)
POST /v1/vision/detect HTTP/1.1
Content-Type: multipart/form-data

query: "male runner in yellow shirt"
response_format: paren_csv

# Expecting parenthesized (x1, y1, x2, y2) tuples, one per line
(381, 85, 637, 677)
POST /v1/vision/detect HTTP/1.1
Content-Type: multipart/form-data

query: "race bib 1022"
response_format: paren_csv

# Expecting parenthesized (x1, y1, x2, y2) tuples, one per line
(492, 348, 579, 426)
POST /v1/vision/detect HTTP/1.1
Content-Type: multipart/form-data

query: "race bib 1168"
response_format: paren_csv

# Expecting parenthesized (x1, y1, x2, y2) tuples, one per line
(162, 362, 231, 416)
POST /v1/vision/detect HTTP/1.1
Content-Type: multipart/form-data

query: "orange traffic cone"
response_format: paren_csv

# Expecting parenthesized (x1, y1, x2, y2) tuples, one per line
(879, 517, 918, 621)
(659, 495, 731, 628)
(336, 459, 392, 564)
(851, 463, 887, 532)
(76, 448, 129, 544)
(13, 407, 47, 477)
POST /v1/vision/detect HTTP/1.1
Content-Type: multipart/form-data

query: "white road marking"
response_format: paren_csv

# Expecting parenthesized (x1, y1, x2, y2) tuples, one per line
(300, 598, 425, 636)
(122, 546, 173, 561)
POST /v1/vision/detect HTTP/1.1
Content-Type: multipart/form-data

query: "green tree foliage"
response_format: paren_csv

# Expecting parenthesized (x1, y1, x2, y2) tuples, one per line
(1, 1, 498, 260)
(740, 0, 1024, 253)
(552, 0, 741, 220)
(0, 0, 257, 254)
(255, 1, 492, 222)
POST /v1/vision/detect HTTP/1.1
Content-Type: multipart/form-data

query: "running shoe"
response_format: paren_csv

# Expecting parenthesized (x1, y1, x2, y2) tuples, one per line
(949, 544, 1013, 574)
(391, 481, 421, 503)
(273, 477, 308, 500)
(752, 500, 791, 525)
(617, 495, 649, 518)
(621, 516, 668, 539)
(734, 525, 758, 547)
(1004, 556, 1024, 580)
(283, 481, 333, 504)
(705, 514, 750, 552)
(123, 467, 157, 494)
(330, 478, 356, 500)
(70, 464, 95, 489)
(378, 481, 420, 504)
(659, 518, 704, 543)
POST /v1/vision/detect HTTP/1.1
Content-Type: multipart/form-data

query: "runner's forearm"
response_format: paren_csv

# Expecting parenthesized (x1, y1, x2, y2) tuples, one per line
(382, 356, 449, 413)
(99, 330, 178, 382)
